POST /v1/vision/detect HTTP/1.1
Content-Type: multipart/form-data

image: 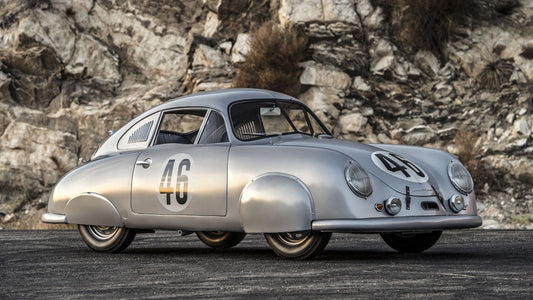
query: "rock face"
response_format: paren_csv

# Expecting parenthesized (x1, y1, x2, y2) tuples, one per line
(0, 0, 532, 229)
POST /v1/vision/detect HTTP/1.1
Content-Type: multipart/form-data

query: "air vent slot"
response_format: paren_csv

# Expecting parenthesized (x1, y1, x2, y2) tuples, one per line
(128, 120, 154, 144)
(421, 201, 439, 210)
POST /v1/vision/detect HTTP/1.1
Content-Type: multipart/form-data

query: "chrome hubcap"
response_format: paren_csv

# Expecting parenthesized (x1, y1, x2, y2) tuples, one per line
(277, 231, 311, 246)
(202, 231, 229, 242)
(87, 225, 119, 241)
(207, 231, 226, 237)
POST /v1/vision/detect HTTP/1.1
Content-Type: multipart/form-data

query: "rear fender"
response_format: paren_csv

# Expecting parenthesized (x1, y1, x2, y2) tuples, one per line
(65, 193, 124, 227)
(239, 173, 314, 233)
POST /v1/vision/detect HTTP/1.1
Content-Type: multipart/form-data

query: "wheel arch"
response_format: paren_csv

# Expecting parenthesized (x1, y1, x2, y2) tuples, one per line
(239, 172, 314, 233)
(65, 193, 124, 227)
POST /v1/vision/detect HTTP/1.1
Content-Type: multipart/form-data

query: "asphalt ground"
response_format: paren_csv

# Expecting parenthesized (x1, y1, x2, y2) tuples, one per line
(0, 229, 532, 299)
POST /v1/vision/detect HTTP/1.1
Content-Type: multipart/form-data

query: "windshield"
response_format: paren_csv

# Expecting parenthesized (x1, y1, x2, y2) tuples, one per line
(230, 100, 330, 141)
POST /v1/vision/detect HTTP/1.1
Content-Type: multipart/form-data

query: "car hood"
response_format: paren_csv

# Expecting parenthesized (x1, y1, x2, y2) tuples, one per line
(276, 137, 436, 196)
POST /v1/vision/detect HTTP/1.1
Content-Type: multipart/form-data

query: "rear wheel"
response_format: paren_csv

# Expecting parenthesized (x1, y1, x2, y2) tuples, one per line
(78, 225, 136, 253)
(380, 231, 442, 253)
(196, 231, 246, 248)
(264, 231, 331, 260)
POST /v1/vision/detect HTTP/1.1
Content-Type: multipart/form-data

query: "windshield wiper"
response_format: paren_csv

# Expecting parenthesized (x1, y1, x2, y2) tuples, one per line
(280, 131, 302, 136)
(312, 133, 333, 139)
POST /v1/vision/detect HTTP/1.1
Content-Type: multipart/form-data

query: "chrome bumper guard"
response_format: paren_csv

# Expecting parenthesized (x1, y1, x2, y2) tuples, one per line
(312, 215, 482, 233)
(41, 212, 67, 224)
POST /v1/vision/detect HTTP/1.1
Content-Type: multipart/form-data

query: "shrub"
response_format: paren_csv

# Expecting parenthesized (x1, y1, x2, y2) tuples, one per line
(454, 127, 484, 193)
(233, 22, 308, 97)
(390, 0, 473, 55)
(476, 59, 514, 91)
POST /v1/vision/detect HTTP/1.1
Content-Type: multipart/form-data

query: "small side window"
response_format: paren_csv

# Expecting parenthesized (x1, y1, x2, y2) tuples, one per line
(118, 113, 159, 150)
(154, 110, 207, 145)
(198, 111, 228, 144)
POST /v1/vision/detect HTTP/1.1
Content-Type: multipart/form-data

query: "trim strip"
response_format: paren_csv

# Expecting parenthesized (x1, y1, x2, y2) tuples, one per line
(312, 215, 482, 232)
(41, 213, 67, 224)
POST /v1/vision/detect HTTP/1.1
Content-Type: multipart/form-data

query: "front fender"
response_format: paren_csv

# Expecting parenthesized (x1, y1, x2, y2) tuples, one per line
(239, 173, 314, 233)
(65, 193, 124, 227)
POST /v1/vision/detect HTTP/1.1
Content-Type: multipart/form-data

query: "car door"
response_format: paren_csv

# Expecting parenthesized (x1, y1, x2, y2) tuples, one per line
(131, 109, 229, 216)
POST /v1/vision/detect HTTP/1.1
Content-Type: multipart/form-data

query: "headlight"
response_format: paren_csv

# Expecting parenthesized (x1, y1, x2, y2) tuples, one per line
(385, 197, 402, 215)
(345, 161, 373, 197)
(447, 162, 474, 194)
(449, 194, 465, 213)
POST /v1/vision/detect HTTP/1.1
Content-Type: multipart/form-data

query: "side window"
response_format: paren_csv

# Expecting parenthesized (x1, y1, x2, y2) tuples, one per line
(198, 111, 228, 144)
(118, 113, 159, 150)
(155, 110, 207, 145)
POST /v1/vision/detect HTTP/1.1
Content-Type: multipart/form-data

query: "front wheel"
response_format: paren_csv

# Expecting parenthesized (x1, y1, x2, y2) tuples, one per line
(196, 231, 246, 248)
(78, 225, 136, 253)
(264, 231, 331, 260)
(380, 231, 442, 253)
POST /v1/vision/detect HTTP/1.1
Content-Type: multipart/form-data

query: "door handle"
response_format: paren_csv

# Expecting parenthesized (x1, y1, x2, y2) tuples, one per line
(136, 158, 152, 168)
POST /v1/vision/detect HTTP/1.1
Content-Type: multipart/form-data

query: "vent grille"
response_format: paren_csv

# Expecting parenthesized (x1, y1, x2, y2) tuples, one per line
(128, 120, 154, 143)
(421, 202, 439, 210)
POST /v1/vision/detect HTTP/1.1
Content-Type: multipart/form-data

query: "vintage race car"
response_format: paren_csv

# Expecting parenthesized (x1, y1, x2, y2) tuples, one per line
(42, 88, 481, 259)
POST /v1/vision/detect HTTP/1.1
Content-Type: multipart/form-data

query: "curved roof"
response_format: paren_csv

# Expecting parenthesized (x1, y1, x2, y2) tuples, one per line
(91, 89, 300, 159)
(147, 88, 296, 114)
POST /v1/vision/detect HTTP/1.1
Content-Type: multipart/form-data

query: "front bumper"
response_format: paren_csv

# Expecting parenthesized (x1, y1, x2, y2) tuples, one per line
(312, 215, 482, 233)
(41, 212, 67, 224)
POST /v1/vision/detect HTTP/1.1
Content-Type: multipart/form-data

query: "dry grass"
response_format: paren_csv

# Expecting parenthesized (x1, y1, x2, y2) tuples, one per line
(511, 214, 533, 226)
(476, 59, 514, 91)
(391, 0, 473, 55)
(454, 127, 484, 193)
(233, 21, 307, 97)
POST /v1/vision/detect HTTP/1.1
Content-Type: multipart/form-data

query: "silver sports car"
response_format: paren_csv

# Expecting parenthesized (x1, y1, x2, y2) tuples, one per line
(42, 88, 481, 259)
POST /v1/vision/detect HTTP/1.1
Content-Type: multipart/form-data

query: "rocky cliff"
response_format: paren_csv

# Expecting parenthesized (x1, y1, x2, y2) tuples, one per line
(0, 0, 532, 229)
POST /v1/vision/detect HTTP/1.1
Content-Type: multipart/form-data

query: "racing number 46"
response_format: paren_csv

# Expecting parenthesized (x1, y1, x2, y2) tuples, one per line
(375, 153, 425, 178)
(159, 159, 191, 205)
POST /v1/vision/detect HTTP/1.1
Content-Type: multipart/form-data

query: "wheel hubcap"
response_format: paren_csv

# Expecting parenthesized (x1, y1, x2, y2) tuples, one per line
(207, 231, 226, 237)
(394, 233, 417, 238)
(202, 231, 230, 241)
(277, 231, 311, 246)
(87, 225, 119, 241)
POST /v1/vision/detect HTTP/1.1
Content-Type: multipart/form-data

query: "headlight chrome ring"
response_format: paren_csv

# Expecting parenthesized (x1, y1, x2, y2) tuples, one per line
(447, 161, 474, 194)
(385, 197, 402, 215)
(345, 161, 373, 198)
(449, 194, 465, 213)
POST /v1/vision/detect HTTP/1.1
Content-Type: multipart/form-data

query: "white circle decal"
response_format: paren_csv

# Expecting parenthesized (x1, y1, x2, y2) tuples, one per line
(371, 151, 428, 183)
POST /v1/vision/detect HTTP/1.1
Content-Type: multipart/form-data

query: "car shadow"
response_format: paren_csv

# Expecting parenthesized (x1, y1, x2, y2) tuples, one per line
(316, 249, 483, 261)
(120, 246, 485, 262)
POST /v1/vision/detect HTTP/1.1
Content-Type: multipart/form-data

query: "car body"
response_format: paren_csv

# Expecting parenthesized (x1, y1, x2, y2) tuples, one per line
(42, 88, 482, 259)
